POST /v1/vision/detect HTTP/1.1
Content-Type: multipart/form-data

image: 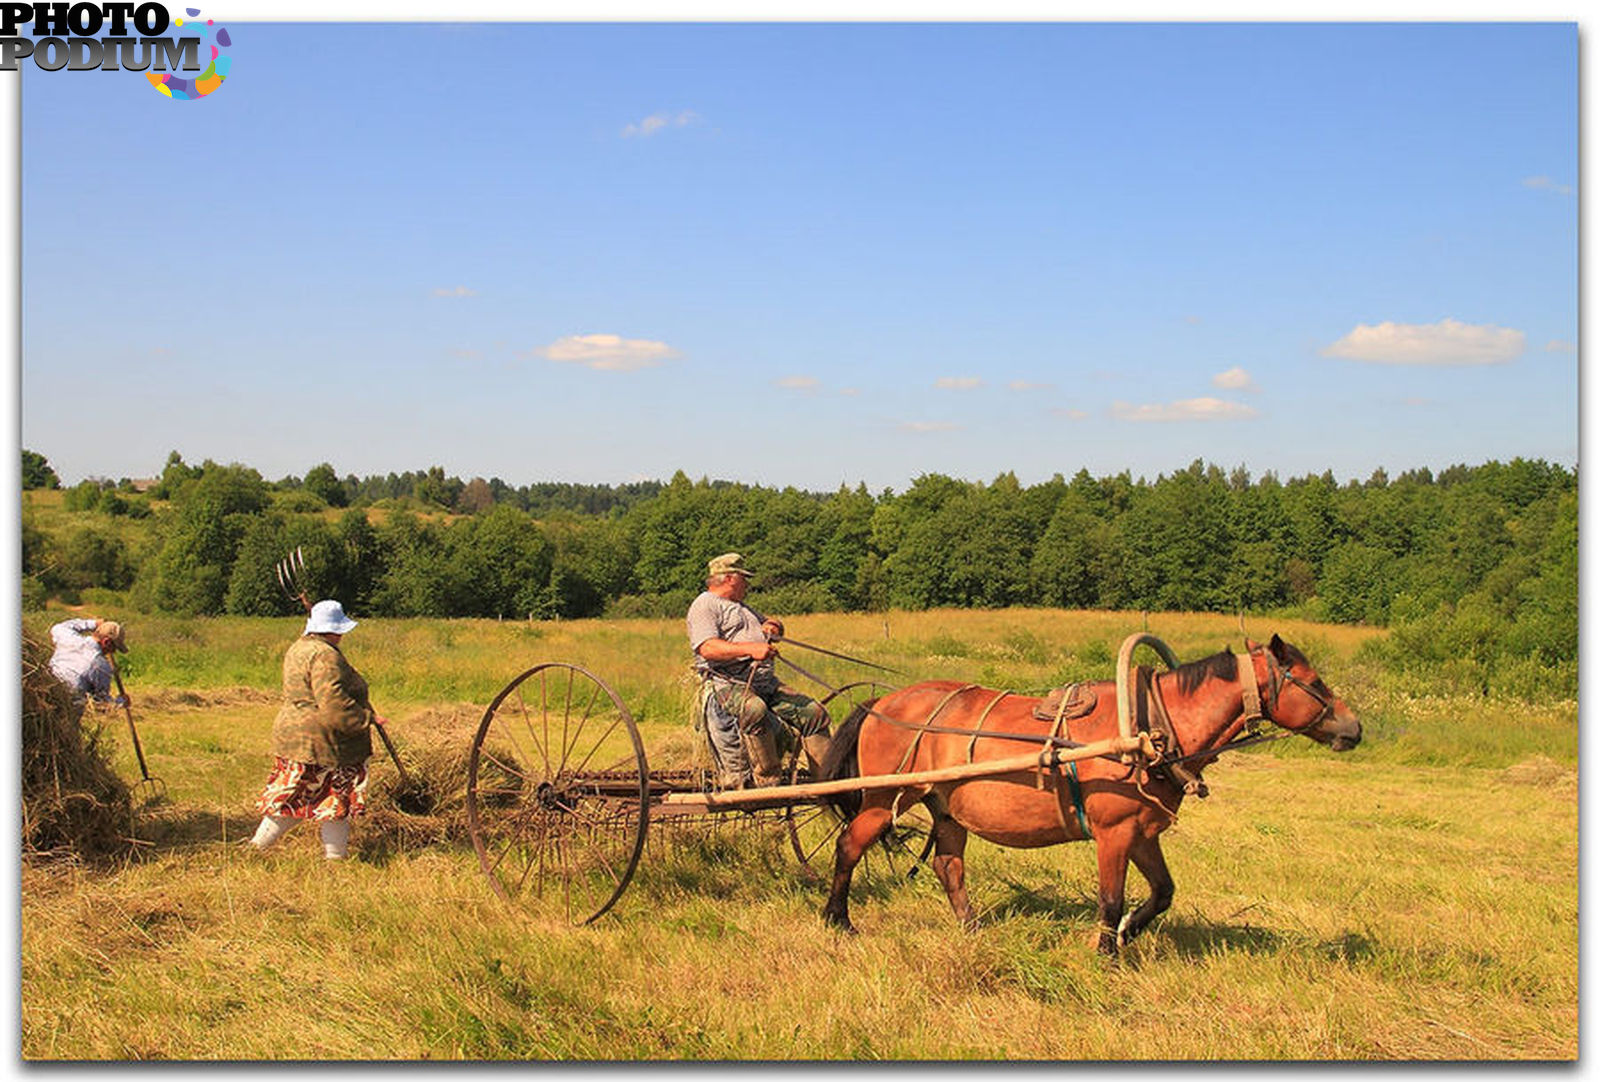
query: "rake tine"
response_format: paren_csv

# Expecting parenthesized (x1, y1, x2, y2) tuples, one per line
(290, 546, 310, 603)
(275, 558, 300, 606)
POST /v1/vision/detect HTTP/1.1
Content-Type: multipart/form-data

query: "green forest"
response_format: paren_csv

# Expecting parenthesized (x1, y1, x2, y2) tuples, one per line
(21, 450, 1577, 700)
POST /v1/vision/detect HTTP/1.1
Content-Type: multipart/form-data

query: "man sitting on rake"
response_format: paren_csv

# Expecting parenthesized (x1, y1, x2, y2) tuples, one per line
(687, 553, 832, 789)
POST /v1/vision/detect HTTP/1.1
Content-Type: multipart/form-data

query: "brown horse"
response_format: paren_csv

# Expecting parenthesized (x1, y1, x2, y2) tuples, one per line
(818, 635, 1361, 956)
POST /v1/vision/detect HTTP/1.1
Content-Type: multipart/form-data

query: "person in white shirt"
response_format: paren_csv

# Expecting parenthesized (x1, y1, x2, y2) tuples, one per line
(48, 617, 129, 711)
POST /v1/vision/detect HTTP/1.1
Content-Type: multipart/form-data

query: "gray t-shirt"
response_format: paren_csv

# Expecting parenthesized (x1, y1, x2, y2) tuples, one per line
(686, 591, 777, 693)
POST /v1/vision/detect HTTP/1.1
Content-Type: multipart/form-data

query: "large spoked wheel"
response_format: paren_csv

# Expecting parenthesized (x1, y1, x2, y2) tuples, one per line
(785, 680, 931, 880)
(466, 663, 649, 926)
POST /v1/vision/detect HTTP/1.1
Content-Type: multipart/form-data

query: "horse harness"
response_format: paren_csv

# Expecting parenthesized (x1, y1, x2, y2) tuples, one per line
(850, 642, 1328, 828)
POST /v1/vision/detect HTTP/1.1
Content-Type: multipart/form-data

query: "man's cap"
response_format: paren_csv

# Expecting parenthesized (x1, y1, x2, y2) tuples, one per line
(96, 621, 127, 652)
(707, 553, 753, 579)
(306, 599, 359, 635)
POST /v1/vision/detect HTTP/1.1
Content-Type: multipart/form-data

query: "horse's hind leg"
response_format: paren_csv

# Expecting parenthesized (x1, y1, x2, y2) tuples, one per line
(926, 801, 977, 930)
(821, 796, 895, 933)
(1119, 833, 1175, 946)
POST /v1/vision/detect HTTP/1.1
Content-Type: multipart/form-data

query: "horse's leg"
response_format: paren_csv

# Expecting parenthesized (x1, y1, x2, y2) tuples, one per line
(1092, 827, 1134, 958)
(1119, 832, 1175, 947)
(927, 804, 977, 930)
(821, 797, 896, 933)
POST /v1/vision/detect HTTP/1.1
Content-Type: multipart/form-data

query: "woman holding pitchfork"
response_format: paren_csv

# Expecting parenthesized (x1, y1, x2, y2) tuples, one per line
(247, 599, 388, 860)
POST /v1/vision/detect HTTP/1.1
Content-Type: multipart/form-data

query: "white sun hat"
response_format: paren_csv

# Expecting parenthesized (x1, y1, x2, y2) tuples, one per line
(305, 599, 359, 635)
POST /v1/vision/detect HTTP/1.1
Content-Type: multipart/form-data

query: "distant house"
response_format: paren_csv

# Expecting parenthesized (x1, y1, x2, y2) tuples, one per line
(128, 478, 158, 493)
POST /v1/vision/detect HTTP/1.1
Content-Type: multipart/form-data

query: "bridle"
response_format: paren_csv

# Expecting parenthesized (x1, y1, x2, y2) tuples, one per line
(1254, 644, 1341, 738)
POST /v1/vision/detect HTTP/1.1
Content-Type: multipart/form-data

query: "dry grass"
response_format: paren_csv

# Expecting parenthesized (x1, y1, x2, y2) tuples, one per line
(20, 635, 136, 861)
(18, 608, 1576, 1060)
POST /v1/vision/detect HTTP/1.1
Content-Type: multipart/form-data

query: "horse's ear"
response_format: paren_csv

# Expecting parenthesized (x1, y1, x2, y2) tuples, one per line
(1269, 633, 1286, 657)
(1244, 637, 1261, 652)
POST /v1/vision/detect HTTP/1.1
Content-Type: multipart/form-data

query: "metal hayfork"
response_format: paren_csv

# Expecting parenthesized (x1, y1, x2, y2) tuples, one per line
(108, 657, 166, 805)
(275, 545, 310, 613)
(272, 548, 431, 814)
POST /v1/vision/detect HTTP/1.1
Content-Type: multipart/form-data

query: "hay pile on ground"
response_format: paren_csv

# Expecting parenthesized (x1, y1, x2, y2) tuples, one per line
(361, 706, 482, 850)
(21, 635, 134, 861)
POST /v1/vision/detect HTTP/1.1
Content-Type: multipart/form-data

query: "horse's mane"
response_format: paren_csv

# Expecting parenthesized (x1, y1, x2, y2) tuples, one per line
(1173, 650, 1238, 695)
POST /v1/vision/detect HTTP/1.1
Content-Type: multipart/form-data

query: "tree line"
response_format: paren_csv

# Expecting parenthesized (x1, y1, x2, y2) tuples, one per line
(22, 451, 1577, 699)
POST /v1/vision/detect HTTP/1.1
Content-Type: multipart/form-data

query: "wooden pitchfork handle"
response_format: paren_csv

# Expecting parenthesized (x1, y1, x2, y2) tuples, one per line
(370, 716, 414, 790)
(108, 661, 154, 783)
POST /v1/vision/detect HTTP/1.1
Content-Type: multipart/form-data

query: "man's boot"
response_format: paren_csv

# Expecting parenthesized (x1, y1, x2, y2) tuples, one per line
(802, 731, 834, 777)
(742, 725, 785, 788)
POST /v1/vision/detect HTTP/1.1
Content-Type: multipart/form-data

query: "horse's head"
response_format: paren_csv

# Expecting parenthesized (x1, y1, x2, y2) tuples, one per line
(1246, 635, 1362, 751)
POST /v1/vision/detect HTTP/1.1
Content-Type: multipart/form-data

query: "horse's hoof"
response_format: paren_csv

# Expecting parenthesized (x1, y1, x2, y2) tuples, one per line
(822, 910, 857, 935)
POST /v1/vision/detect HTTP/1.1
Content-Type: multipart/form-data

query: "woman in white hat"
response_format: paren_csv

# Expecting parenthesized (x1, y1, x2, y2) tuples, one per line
(247, 599, 387, 859)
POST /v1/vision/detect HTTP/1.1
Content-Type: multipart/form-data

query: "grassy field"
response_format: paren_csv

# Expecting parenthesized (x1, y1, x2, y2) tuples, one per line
(20, 607, 1577, 1060)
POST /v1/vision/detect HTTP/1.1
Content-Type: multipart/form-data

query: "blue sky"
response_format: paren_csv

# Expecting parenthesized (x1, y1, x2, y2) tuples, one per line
(18, 20, 1578, 491)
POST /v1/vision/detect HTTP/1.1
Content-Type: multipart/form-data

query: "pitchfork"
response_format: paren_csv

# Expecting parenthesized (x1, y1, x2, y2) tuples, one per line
(107, 657, 167, 805)
(275, 546, 311, 614)
(273, 548, 432, 814)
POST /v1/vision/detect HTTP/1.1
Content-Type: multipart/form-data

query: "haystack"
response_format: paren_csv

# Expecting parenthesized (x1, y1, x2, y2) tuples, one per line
(21, 635, 134, 861)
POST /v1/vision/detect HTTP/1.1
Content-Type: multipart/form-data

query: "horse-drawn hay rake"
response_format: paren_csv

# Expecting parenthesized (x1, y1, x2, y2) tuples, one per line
(461, 662, 917, 925)
(453, 627, 1366, 950)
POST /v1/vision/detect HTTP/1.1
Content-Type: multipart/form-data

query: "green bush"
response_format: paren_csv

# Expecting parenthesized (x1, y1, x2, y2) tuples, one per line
(271, 489, 328, 513)
(605, 592, 696, 619)
(753, 582, 843, 615)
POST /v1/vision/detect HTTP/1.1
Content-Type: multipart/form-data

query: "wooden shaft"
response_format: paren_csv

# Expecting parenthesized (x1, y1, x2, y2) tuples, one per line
(109, 664, 152, 782)
(660, 733, 1152, 811)
(372, 717, 412, 787)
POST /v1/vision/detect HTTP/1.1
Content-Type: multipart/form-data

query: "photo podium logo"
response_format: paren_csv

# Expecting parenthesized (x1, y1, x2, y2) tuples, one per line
(1, 3, 231, 100)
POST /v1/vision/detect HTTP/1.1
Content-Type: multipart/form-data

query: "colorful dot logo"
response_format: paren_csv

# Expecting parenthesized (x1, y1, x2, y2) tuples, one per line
(147, 8, 230, 100)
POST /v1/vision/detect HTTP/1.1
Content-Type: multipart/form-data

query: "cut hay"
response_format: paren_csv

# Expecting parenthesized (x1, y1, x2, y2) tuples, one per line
(359, 706, 482, 851)
(21, 635, 135, 862)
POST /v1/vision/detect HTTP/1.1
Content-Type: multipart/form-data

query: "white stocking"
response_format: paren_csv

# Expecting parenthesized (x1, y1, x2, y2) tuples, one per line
(319, 818, 351, 860)
(249, 815, 296, 849)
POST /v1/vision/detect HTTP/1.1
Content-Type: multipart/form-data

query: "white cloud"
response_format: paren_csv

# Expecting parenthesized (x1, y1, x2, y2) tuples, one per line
(431, 286, 478, 298)
(1050, 407, 1089, 420)
(622, 110, 700, 138)
(1545, 339, 1577, 354)
(1522, 175, 1574, 196)
(1112, 397, 1258, 423)
(935, 376, 982, 390)
(1008, 380, 1054, 392)
(1212, 366, 1257, 392)
(900, 420, 961, 432)
(1320, 318, 1525, 366)
(777, 375, 820, 391)
(530, 333, 681, 371)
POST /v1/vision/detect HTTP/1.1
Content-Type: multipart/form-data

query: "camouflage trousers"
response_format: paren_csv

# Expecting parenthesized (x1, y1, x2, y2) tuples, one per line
(700, 679, 828, 784)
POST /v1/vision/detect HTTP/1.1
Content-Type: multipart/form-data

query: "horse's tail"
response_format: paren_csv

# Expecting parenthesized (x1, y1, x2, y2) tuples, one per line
(820, 698, 875, 818)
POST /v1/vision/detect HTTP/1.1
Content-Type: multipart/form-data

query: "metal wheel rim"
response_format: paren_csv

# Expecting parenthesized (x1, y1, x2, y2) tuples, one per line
(785, 679, 926, 879)
(466, 662, 649, 925)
